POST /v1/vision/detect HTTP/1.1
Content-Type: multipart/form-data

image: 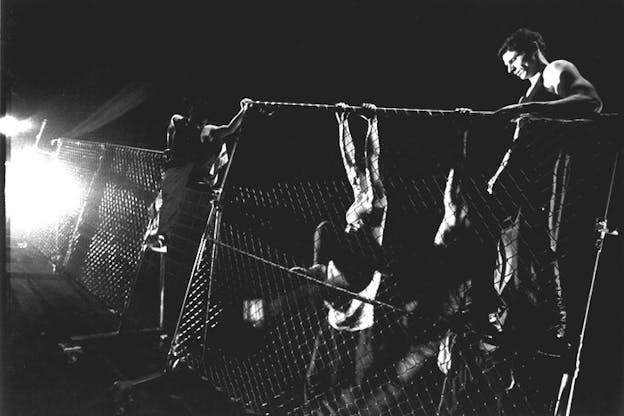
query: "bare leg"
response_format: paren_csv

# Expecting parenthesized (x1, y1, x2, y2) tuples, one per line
(364, 113, 387, 246)
(336, 109, 373, 231)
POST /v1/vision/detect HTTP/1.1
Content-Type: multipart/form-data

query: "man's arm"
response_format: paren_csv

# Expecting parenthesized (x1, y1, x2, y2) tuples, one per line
(434, 168, 469, 246)
(200, 98, 252, 144)
(335, 103, 359, 188)
(496, 60, 602, 118)
(166, 114, 185, 148)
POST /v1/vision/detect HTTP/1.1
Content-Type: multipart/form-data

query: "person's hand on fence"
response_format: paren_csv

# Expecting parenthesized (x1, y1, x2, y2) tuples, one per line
(360, 102, 377, 119)
(240, 98, 253, 111)
(334, 102, 349, 123)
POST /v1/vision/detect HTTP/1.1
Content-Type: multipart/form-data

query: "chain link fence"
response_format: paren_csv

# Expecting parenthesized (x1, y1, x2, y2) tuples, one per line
(13, 109, 621, 415)
(170, 109, 621, 415)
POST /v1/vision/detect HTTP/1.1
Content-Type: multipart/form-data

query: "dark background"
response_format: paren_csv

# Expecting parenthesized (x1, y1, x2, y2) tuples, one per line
(3, 0, 624, 148)
(2, 0, 623, 415)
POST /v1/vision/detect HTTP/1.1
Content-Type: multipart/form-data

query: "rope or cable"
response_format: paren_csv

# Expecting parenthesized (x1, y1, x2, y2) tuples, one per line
(249, 100, 495, 117)
(249, 101, 623, 123)
(203, 236, 409, 314)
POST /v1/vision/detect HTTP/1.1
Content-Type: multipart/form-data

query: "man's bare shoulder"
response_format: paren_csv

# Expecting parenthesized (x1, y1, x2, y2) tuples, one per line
(200, 124, 220, 142)
(546, 59, 578, 72)
(543, 60, 580, 91)
(200, 124, 219, 134)
(544, 60, 580, 79)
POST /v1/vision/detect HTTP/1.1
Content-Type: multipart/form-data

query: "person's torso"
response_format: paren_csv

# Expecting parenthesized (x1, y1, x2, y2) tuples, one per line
(168, 116, 204, 165)
(519, 72, 560, 104)
(503, 73, 562, 213)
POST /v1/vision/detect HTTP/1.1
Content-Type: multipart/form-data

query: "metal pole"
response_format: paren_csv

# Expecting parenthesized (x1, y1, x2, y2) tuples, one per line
(158, 250, 166, 330)
(199, 137, 241, 370)
(165, 195, 218, 371)
(34, 119, 47, 148)
(166, 128, 244, 373)
(563, 150, 620, 416)
(62, 143, 106, 268)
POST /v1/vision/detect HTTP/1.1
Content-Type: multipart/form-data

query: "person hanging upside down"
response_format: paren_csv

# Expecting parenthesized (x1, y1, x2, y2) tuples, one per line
(288, 102, 390, 414)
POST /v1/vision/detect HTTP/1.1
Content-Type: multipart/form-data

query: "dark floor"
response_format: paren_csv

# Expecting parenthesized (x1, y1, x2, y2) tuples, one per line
(4, 242, 247, 416)
(4, 240, 624, 416)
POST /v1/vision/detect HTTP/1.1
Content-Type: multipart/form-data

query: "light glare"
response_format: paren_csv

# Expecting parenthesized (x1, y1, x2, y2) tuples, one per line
(6, 147, 83, 233)
(0, 115, 35, 136)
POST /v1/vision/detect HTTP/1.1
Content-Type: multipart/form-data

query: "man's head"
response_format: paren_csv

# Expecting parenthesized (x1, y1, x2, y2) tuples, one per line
(498, 28, 547, 80)
(184, 97, 211, 126)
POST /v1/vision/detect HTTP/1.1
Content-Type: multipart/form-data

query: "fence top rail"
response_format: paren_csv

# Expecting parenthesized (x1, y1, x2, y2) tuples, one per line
(54, 138, 164, 155)
(249, 100, 494, 116)
(249, 100, 623, 122)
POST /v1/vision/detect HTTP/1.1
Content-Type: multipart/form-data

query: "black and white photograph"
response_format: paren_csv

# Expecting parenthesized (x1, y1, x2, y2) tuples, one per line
(2, 1, 623, 415)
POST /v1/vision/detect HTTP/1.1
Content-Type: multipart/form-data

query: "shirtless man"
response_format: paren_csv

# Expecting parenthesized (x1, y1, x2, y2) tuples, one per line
(489, 28, 602, 192)
(436, 29, 603, 415)
(496, 28, 601, 118)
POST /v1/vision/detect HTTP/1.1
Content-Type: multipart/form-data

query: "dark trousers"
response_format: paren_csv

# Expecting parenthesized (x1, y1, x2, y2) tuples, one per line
(437, 334, 562, 416)
(152, 162, 194, 239)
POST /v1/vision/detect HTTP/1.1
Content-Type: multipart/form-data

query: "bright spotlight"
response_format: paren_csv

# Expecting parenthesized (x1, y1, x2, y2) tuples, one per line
(6, 146, 83, 233)
(0, 115, 35, 136)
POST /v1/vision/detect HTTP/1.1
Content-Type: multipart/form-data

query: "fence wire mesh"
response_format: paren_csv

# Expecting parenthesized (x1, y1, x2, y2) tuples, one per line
(72, 144, 163, 313)
(14, 110, 620, 415)
(18, 139, 164, 317)
(13, 140, 104, 266)
(169, 110, 621, 415)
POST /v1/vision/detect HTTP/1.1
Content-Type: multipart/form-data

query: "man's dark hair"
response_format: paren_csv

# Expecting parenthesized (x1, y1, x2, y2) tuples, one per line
(184, 97, 211, 126)
(498, 28, 547, 58)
